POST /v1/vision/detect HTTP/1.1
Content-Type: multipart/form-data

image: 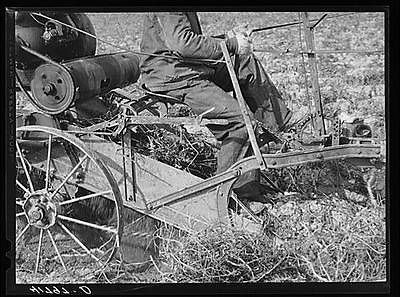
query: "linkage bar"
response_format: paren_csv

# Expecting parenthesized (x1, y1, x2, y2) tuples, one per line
(220, 41, 267, 171)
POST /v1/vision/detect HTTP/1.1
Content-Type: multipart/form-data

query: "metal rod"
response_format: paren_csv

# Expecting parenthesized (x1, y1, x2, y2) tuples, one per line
(250, 12, 358, 35)
(58, 190, 112, 206)
(45, 134, 53, 191)
(34, 229, 44, 274)
(311, 13, 328, 30)
(231, 194, 263, 224)
(16, 180, 30, 195)
(47, 229, 68, 273)
(122, 130, 136, 202)
(297, 14, 315, 133)
(58, 222, 99, 262)
(58, 215, 118, 234)
(301, 12, 326, 136)
(220, 41, 267, 171)
(16, 224, 30, 243)
(16, 141, 35, 193)
(253, 48, 384, 55)
(48, 155, 88, 200)
(126, 116, 229, 126)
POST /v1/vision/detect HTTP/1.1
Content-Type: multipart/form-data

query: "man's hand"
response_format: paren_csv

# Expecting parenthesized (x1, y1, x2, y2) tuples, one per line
(226, 24, 254, 56)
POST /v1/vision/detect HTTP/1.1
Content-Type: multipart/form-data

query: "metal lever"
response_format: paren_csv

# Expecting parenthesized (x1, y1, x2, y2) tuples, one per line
(220, 41, 267, 171)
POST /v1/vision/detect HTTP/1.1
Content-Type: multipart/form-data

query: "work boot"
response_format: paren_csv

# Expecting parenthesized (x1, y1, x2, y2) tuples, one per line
(254, 124, 281, 153)
(232, 171, 278, 204)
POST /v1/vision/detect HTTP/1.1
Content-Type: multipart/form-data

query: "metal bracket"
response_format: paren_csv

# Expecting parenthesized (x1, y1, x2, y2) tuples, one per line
(332, 117, 341, 145)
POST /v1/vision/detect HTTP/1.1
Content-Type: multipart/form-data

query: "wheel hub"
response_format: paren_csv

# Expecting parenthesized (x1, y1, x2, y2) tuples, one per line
(23, 190, 58, 229)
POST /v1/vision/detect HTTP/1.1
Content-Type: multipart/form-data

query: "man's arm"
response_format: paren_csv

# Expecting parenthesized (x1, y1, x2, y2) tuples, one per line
(156, 12, 238, 60)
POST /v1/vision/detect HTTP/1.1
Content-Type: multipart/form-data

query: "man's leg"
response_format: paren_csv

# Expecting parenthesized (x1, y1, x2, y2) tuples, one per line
(213, 53, 293, 132)
(164, 79, 269, 202)
(164, 79, 248, 174)
(208, 54, 293, 202)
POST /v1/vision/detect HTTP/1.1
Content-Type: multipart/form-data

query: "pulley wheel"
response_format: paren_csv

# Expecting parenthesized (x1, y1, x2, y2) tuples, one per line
(30, 64, 75, 114)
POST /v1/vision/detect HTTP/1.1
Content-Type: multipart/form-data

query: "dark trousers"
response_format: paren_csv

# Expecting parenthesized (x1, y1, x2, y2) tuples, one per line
(164, 54, 292, 195)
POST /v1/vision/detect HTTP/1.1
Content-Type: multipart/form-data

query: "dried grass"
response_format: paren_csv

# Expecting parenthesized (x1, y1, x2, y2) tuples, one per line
(153, 192, 386, 283)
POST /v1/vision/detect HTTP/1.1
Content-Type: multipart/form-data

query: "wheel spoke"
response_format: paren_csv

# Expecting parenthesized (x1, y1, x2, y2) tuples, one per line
(16, 141, 34, 192)
(59, 190, 112, 206)
(62, 185, 74, 200)
(46, 229, 68, 273)
(58, 214, 118, 234)
(231, 194, 262, 224)
(16, 223, 30, 243)
(57, 222, 99, 262)
(16, 180, 30, 196)
(34, 229, 44, 274)
(49, 155, 88, 200)
(16, 212, 25, 217)
(45, 134, 53, 191)
(16, 200, 24, 207)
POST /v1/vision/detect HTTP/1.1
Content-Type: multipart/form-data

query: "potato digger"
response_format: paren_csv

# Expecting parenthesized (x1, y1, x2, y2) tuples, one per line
(12, 11, 385, 276)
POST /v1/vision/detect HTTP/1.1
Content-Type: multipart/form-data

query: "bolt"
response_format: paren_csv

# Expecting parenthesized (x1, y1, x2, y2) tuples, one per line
(28, 207, 43, 223)
(43, 85, 51, 94)
(43, 83, 56, 96)
(76, 172, 84, 179)
(316, 153, 323, 159)
(272, 160, 277, 165)
(358, 150, 362, 154)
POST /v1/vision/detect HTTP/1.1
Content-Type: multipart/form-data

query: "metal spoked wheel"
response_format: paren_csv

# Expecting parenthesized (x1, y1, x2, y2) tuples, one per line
(16, 125, 123, 277)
